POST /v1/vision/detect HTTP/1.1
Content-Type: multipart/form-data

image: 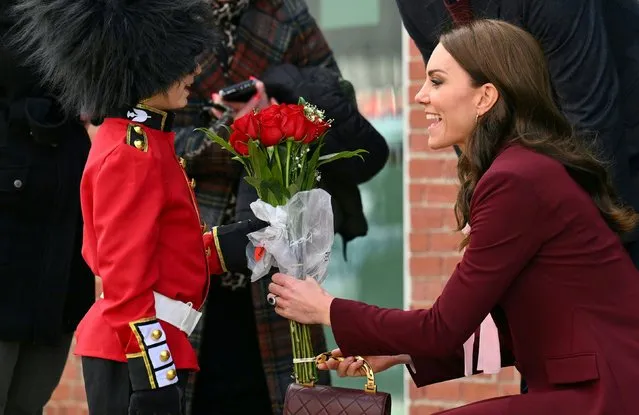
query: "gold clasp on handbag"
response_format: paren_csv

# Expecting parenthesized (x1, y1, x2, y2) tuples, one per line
(316, 352, 377, 394)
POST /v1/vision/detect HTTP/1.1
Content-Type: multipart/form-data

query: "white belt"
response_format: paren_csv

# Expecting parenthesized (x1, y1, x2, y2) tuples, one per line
(152, 292, 202, 336)
(99, 291, 202, 336)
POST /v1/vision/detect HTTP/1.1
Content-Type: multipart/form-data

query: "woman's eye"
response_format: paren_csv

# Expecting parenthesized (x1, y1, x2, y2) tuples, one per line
(430, 78, 443, 86)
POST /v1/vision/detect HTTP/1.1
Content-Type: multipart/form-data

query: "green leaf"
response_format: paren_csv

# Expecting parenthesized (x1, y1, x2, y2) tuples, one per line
(247, 139, 272, 181)
(231, 156, 251, 174)
(287, 183, 299, 197)
(300, 143, 323, 190)
(243, 176, 263, 200)
(317, 149, 368, 167)
(270, 146, 285, 185)
(260, 178, 287, 206)
(198, 127, 238, 157)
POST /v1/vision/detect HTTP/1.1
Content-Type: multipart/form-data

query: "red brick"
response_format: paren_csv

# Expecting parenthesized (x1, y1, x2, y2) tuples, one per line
(410, 404, 451, 415)
(408, 83, 424, 104)
(409, 381, 430, 400)
(43, 407, 59, 415)
(424, 380, 462, 401)
(410, 232, 430, 252)
(410, 108, 431, 129)
(409, 159, 445, 179)
(443, 209, 459, 229)
(95, 276, 102, 299)
(409, 39, 422, 60)
(409, 133, 431, 153)
(411, 207, 444, 229)
(410, 256, 442, 277)
(499, 383, 522, 397)
(460, 382, 500, 403)
(409, 183, 458, 205)
(73, 382, 88, 401)
(443, 158, 459, 178)
(427, 183, 459, 204)
(411, 277, 444, 302)
(497, 366, 518, 382)
(409, 183, 428, 203)
(409, 158, 460, 181)
(409, 60, 426, 80)
(49, 383, 71, 402)
(443, 256, 463, 275)
(429, 232, 462, 252)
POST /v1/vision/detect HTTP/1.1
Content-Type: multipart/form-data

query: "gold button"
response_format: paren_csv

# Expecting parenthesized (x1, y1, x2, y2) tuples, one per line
(133, 126, 143, 134)
(190, 178, 196, 189)
(134, 139, 144, 150)
(179, 158, 187, 168)
(159, 350, 170, 362)
(151, 329, 162, 340)
(166, 369, 177, 381)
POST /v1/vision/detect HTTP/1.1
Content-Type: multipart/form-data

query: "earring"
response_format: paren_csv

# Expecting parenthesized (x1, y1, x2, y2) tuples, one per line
(475, 113, 479, 124)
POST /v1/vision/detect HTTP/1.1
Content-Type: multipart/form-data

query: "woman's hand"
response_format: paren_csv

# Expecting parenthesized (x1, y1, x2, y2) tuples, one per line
(268, 273, 334, 326)
(317, 349, 410, 377)
(210, 78, 276, 120)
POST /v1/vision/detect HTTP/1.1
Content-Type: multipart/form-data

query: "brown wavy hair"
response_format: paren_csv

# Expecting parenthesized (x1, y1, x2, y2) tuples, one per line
(438, 20, 638, 249)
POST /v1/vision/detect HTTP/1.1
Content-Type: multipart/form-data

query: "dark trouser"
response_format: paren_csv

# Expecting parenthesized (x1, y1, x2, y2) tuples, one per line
(82, 357, 189, 415)
(0, 333, 73, 415)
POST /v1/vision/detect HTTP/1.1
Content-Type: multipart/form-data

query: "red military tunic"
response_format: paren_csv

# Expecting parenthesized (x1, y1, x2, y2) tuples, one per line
(75, 104, 224, 387)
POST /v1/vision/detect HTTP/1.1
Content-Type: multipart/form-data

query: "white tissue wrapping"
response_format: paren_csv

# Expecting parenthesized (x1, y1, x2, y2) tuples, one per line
(246, 188, 334, 283)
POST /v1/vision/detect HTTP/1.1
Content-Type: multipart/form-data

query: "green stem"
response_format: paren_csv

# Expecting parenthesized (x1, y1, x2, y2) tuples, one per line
(273, 145, 285, 205)
(285, 139, 293, 189)
(289, 320, 316, 384)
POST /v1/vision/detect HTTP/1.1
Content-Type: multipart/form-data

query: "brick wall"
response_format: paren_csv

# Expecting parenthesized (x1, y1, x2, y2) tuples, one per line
(404, 35, 521, 414)
(44, 348, 87, 415)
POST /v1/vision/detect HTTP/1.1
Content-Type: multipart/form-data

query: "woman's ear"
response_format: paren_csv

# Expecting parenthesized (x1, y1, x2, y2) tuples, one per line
(476, 83, 499, 117)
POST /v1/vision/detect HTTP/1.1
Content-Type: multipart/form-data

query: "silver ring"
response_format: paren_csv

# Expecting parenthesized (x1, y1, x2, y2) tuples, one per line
(266, 293, 278, 306)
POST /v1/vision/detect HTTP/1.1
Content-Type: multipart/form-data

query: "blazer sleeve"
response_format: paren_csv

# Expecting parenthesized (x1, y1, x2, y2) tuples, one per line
(407, 324, 516, 387)
(330, 169, 544, 368)
(525, 0, 632, 206)
(92, 143, 164, 356)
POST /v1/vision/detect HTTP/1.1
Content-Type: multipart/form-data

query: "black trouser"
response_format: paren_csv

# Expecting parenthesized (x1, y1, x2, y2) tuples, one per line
(0, 333, 73, 415)
(82, 357, 189, 415)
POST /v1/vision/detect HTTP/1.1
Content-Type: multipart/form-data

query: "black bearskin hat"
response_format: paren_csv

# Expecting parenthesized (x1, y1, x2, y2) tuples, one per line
(10, 0, 219, 117)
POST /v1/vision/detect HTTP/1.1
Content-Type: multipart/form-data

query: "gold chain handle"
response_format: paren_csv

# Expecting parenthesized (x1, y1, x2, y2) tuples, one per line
(316, 352, 377, 394)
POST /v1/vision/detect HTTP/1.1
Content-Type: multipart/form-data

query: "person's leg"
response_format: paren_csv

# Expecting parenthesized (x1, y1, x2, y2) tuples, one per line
(3, 334, 72, 415)
(82, 357, 131, 415)
(0, 342, 21, 415)
(83, 357, 190, 415)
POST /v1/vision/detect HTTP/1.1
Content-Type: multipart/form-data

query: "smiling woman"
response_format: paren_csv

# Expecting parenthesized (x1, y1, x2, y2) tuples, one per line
(415, 47, 498, 152)
(268, 19, 639, 415)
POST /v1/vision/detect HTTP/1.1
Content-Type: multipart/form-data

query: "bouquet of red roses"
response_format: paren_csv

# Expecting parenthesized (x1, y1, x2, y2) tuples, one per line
(203, 98, 364, 385)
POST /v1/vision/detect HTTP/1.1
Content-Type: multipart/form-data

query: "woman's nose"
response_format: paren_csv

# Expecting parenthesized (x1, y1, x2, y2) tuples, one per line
(414, 82, 430, 105)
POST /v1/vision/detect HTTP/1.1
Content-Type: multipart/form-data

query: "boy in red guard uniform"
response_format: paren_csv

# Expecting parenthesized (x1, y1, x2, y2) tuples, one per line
(11, 0, 266, 414)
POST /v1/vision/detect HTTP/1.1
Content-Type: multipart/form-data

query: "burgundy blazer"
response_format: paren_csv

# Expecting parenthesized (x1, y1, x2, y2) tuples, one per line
(331, 144, 639, 414)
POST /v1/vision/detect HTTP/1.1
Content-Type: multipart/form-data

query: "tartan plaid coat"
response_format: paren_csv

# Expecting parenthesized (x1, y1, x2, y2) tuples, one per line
(174, 1, 337, 413)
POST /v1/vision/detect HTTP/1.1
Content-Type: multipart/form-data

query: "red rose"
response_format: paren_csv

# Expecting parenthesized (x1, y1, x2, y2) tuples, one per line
(257, 105, 284, 146)
(303, 118, 330, 144)
(280, 104, 308, 141)
(229, 130, 249, 155)
(231, 111, 260, 139)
